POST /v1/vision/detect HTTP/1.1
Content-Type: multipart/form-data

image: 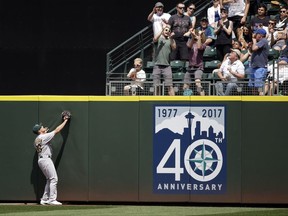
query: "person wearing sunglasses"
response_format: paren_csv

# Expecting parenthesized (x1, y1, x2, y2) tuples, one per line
(168, 2, 192, 62)
(273, 6, 288, 51)
(152, 25, 176, 96)
(184, 3, 196, 30)
(147, 2, 171, 37)
(266, 19, 276, 47)
(124, 58, 146, 96)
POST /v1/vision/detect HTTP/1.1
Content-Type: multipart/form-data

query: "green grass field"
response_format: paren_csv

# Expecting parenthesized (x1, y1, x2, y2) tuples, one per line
(0, 204, 288, 216)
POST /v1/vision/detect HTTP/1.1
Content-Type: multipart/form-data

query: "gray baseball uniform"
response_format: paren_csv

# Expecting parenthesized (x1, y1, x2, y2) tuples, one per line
(34, 131, 58, 202)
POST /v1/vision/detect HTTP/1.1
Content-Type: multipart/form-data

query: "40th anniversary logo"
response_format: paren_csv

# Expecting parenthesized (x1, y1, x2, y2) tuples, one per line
(153, 105, 226, 194)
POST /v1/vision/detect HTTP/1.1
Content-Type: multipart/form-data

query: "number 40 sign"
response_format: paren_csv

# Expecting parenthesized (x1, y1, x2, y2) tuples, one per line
(153, 105, 226, 194)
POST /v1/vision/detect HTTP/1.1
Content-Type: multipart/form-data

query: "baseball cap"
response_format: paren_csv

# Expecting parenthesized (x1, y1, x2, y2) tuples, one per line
(155, 2, 164, 7)
(230, 49, 241, 58)
(32, 123, 42, 134)
(255, 28, 266, 35)
(201, 17, 208, 22)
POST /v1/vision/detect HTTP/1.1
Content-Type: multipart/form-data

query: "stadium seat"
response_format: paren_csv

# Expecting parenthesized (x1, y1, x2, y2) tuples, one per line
(170, 60, 185, 73)
(144, 61, 155, 74)
(204, 60, 221, 73)
(145, 73, 153, 81)
(173, 72, 185, 80)
(268, 49, 280, 60)
(203, 47, 217, 61)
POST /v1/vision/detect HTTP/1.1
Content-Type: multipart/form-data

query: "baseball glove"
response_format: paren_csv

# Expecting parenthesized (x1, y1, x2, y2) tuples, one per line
(129, 72, 137, 79)
(61, 110, 72, 120)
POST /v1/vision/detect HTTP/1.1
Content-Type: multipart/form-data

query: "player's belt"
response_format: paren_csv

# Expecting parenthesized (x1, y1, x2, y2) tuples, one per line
(39, 155, 51, 158)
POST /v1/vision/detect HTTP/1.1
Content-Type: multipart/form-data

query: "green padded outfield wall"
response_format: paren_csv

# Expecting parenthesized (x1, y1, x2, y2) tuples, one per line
(0, 96, 287, 204)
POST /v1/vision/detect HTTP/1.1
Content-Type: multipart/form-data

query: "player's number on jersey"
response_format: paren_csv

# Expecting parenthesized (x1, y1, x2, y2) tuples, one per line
(156, 140, 184, 181)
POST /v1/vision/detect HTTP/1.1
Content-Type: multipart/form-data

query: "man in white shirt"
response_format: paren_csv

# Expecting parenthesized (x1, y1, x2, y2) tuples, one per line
(147, 2, 171, 37)
(215, 49, 245, 95)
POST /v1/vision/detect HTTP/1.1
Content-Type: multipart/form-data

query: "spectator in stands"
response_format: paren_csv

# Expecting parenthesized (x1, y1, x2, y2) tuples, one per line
(124, 58, 146, 96)
(238, 24, 253, 50)
(168, 2, 191, 61)
(266, 19, 277, 48)
(184, 3, 196, 30)
(183, 29, 206, 96)
(232, 40, 251, 65)
(247, 28, 269, 95)
(220, 0, 250, 39)
(272, 6, 288, 51)
(197, 17, 216, 46)
(215, 49, 245, 95)
(214, 7, 233, 61)
(152, 25, 176, 96)
(250, 3, 270, 34)
(207, 0, 221, 29)
(147, 2, 171, 37)
(265, 45, 288, 95)
(249, 0, 261, 15)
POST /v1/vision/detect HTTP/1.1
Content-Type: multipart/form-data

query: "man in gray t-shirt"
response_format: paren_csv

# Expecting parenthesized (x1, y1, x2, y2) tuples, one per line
(152, 25, 176, 96)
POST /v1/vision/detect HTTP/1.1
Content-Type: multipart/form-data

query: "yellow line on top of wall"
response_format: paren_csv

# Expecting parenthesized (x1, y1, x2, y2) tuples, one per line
(0, 95, 287, 102)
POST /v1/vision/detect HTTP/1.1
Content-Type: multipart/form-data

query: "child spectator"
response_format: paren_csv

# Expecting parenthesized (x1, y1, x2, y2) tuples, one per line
(124, 58, 146, 96)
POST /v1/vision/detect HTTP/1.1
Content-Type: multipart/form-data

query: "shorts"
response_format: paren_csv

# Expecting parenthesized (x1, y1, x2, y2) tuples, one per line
(152, 65, 173, 86)
(184, 68, 203, 83)
(248, 67, 267, 88)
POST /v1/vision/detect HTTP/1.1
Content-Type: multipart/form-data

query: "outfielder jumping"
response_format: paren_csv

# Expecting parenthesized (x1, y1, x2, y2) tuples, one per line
(32, 111, 71, 205)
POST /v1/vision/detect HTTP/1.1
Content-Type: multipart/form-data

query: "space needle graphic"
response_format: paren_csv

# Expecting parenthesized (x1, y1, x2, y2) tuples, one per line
(185, 111, 194, 144)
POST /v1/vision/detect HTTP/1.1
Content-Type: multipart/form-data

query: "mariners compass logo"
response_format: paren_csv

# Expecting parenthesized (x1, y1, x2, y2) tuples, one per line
(153, 105, 226, 194)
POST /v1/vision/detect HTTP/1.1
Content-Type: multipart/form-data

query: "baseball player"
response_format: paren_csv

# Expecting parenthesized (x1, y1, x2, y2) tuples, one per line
(32, 112, 71, 205)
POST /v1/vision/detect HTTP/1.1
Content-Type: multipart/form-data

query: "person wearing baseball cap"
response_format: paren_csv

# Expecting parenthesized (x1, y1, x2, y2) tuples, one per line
(147, 2, 171, 37)
(255, 28, 266, 36)
(197, 16, 215, 46)
(32, 114, 70, 205)
(215, 48, 245, 95)
(247, 27, 269, 95)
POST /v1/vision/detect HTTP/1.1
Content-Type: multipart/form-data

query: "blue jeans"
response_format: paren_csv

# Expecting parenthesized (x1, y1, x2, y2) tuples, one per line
(247, 67, 267, 88)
